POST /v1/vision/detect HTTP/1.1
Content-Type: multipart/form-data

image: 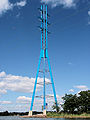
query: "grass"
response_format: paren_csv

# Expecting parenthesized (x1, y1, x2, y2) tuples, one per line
(47, 112, 90, 118)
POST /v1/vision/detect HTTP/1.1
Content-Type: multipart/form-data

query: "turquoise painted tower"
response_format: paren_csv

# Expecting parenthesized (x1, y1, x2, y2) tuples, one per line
(29, 4, 58, 116)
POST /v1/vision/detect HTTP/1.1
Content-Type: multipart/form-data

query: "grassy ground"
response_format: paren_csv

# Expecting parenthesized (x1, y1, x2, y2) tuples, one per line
(47, 112, 90, 118)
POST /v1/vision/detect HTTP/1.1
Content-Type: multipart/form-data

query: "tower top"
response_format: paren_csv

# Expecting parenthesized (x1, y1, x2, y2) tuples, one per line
(40, 4, 48, 58)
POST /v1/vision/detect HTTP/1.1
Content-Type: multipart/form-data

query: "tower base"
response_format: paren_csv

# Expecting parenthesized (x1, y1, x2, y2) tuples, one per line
(43, 109, 46, 115)
(28, 110, 32, 116)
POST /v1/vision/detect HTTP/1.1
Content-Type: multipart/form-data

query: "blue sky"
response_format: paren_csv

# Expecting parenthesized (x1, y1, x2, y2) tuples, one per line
(0, 0, 90, 112)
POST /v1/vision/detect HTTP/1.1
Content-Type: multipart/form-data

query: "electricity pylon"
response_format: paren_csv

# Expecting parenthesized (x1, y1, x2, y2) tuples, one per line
(29, 4, 58, 116)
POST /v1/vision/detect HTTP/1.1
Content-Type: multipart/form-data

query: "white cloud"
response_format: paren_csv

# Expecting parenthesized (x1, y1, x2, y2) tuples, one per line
(73, 85, 89, 96)
(16, 94, 62, 111)
(0, 89, 7, 94)
(69, 89, 74, 92)
(88, 21, 90, 25)
(88, 11, 90, 16)
(0, 71, 50, 94)
(0, 71, 6, 77)
(16, 96, 43, 111)
(0, 0, 13, 15)
(74, 85, 88, 90)
(0, 71, 60, 111)
(17, 96, 31, 103)
(88, 11, 90, 25)
(0, 101, 12, 104)
(0, 82, 6, 88)
(41, 0, 76, 8)
(16, 0, 27, 7)
(0, 0, 27, 16)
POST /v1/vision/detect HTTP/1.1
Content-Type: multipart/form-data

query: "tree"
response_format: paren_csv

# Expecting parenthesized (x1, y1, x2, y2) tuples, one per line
(62, 90, 90, 114)
(77, 90, 90, 113)
(52, 102, 60, 112)
(62, 94, 78, 114)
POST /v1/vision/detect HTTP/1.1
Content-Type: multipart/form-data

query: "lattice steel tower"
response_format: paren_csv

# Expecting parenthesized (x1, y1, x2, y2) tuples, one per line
(29, 4, 58, 116)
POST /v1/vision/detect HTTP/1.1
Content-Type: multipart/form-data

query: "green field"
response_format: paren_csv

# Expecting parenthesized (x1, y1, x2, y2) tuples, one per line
(47, 112, 90, 118)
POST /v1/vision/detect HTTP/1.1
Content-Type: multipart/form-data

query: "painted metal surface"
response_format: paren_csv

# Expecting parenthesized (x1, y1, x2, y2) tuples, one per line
(30, 52, 42, 111)
(47, 53, 58, 106)
(41, 5, 43, 49)
(30, 4, 58, 112)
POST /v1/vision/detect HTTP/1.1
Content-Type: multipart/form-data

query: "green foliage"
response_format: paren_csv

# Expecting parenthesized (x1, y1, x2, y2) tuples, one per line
(52, 102, 60, 112)
(77, 90, 90, 113)
(62, 90, 90, 114)
(62, 94, 78, 114)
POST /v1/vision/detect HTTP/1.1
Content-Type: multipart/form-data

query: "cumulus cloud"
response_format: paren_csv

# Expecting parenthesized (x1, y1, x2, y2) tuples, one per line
(0, 0, 13, 15)
(0, 71, 6, 77)
(16, 0, 27, 7)
(88, 11, 90, 25)
(0, 101, 12, 104)
(11, 94, 62, 112)
(0, 89, 7, 94)
(0, 71, 61, 111)
(16, 96, 43, 111)
(88, 11, 90, 16)
(17, 96, 31, 104)
(41, 0, 76, 8)
(74, 85, 88, 90)
(16, 94, 62, 111)
(0, 0, 27, 16)
(0, 71, 51, 111)
(69, 89, 74, 92)
(0, 71, 50, 94)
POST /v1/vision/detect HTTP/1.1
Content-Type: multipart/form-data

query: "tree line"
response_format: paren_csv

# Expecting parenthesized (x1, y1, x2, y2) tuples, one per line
(52, 90, 90, 114)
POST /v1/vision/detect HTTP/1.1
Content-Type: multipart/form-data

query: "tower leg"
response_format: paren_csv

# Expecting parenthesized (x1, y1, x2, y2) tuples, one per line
(29, 53, 42, 116)
(28, 110, 32, 116)
(43, 58, 46, 115)
(43, 109, 46, 115)
(47, 54, 58, 107)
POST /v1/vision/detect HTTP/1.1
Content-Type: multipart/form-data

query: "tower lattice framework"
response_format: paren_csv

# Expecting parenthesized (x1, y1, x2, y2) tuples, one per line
(29, 4, 58, 116)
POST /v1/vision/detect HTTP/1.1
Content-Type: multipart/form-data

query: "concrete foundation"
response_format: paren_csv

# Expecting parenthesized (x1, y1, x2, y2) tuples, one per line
(28, 111, 32, 116)
(43, 109, 46, 115)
